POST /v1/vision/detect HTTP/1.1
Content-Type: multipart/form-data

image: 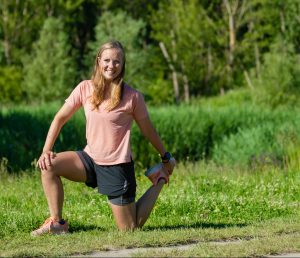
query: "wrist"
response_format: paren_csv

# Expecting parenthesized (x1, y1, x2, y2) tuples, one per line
(161, 152, 172, 163)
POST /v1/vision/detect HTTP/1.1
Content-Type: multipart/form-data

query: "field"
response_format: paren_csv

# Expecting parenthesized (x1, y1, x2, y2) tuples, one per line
(0, 162, 299, 257)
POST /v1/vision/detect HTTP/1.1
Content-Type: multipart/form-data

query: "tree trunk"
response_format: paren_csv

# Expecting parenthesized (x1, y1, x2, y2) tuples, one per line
(254, 42, 260, 78)
(159, 42, 180, 104)
(205, 44, 213, 93)
(1, 2, 12, 65)
(183, 74, 190, 103)
(3, 39, 11, 65)
(181, 63, 190, 103)
(224, 0, 235, 68)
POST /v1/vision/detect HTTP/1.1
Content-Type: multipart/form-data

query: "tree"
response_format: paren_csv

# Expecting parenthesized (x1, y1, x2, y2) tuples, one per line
(23, 17, 76, 103)
(252, 39, 300, 107)
(241, 0, 282, 80)
(151, 0, 216, 100)
(0, 0, 51, 66)
(85, 11, 164, 97)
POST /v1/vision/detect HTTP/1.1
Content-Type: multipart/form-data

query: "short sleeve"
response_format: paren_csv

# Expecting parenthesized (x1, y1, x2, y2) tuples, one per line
(65, 81, 86, 110)
(132, 91, 149, 121)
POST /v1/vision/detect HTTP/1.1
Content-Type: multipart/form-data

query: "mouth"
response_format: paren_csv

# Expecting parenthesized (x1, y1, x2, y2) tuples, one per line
(104, 70, 116, 76)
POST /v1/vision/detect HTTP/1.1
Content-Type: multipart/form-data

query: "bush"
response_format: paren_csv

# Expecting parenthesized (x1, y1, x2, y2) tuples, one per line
(1, 101, 300, 172)
(251, 39, 300, 107)
(22, 17, 76, 103)
(0, 66, 24, 104)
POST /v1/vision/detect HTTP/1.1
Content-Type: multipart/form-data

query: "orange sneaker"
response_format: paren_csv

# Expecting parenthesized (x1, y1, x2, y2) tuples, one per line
(31, 217, 69, 236)
(144, 157, 176, 186)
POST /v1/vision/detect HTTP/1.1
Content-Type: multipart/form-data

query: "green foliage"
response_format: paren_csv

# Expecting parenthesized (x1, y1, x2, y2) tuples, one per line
(151, 0, 217, 95)
(0, 65, 24, 103)
(23, 17, 76, 103)
(143, 77, 173, 105)
(3, 0, 300, 105)
(0, 0, 49, 65)
(2, 98, 300, 172)
(251, 39, 300, 107)
(212, 123, 281, 168)
(0, 105, 85, 171)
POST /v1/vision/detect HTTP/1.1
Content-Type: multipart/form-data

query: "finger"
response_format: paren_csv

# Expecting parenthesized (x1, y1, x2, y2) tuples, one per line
(38, 160, 43, 170)
(40, 159, 46, 170)
(41, 159, 48, 170)
(47, 156, 52, 167)
(45, 156, 52, 168)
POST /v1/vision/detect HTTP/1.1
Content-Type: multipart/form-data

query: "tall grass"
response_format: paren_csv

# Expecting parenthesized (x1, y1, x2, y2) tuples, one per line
(2, 100, 300, 172)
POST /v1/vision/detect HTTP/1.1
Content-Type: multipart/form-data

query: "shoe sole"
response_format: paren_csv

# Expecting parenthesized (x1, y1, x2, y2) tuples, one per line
(144, 157, 176, 177)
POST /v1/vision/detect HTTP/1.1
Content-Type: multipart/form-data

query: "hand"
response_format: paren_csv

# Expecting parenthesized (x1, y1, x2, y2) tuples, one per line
(163, 158, 176, 175)
(36, 151, 56, 170)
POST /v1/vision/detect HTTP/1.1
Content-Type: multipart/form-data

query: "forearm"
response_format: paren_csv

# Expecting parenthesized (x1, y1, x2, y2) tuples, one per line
(140, 121, 166, 156)
(41, 103, 76, 153)
(42, 118, 65, 153)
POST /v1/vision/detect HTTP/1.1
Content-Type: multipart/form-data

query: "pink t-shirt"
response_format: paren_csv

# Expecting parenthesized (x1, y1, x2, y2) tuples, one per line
(65, 80, 149, 165)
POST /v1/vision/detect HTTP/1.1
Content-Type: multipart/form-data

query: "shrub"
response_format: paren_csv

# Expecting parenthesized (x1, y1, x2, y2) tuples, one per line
(22, 17, 76, 103)
(251, 39, 300, 107)
(1, 102, 300, 172)
(0, 66, 24, 104)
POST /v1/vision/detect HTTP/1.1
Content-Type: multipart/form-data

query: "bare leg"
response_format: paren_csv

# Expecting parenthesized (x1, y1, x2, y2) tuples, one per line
(135, 179, 165, 227)
(109, 202, 137, 230)
(110, 179, 166, 230)
(40, 151, 86, 220)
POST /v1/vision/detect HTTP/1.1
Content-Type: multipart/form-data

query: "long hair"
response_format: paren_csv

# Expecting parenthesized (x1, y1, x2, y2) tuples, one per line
(91, 40, 126, 111)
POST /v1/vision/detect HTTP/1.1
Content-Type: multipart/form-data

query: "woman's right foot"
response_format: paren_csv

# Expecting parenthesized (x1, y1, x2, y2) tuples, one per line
(144, 158, 176, 186)
(31, 217, 69, 236)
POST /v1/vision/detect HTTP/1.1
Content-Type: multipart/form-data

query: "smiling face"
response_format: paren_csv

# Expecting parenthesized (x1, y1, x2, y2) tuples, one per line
(98, 48, 124, 83)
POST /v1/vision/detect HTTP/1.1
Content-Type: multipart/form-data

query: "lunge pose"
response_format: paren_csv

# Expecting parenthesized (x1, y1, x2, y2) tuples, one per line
(32, 40, 175, 236)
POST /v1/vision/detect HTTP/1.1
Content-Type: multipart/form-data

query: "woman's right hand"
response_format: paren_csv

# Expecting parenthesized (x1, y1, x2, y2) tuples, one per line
(36, 151, 56, 170)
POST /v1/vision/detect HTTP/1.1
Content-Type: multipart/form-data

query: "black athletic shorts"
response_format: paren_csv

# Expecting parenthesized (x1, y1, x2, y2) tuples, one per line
(76, 150, 136, 206)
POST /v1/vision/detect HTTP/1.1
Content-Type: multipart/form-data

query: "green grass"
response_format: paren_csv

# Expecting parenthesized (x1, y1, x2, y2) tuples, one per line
(0, 162, 299, 257)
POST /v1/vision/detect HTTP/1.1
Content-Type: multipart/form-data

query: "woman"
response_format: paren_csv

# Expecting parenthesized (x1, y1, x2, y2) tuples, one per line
(31, 40, 175, 236)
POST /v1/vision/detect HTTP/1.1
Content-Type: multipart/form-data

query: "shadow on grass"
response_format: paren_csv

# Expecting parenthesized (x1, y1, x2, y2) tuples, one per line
(69, 223, 106, 233)
(145, 222, 248, 231)
(68, 222, 247, 233)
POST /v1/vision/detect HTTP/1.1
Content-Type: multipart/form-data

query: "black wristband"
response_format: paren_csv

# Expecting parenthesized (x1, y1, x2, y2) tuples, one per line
(161, 152, 172, 163)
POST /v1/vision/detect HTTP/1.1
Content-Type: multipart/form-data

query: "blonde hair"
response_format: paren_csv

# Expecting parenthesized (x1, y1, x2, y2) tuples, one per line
(91, 40, 125, 111)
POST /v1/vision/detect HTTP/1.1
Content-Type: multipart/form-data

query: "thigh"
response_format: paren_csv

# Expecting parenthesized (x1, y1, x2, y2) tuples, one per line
(109, 202, 137, 230)
(46, 151, 87, 182)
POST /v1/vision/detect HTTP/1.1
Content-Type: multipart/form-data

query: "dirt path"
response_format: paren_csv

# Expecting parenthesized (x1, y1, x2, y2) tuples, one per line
(71, 240, 300, 258)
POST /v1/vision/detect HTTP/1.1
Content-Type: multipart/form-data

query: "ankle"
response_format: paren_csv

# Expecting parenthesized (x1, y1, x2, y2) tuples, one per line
(50, 216, 62, 222)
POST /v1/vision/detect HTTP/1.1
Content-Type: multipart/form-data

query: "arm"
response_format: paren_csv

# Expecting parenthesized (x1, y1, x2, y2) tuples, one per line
(135, 116, 175, 174)
(37, 103, 78, 170)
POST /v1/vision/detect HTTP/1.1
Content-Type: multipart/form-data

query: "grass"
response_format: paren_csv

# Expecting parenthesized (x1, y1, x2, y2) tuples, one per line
(0, 162, 299, 257)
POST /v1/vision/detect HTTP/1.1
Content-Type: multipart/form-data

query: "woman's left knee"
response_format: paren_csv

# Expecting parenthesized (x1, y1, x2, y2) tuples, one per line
(117, 222, 137, 231)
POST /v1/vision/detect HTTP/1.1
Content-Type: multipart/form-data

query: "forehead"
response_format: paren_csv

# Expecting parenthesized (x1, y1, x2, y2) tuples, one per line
(100, 48, 123, 60)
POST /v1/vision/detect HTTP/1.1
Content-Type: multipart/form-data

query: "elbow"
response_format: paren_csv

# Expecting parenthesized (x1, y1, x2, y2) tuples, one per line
(53, 113, 68, 127)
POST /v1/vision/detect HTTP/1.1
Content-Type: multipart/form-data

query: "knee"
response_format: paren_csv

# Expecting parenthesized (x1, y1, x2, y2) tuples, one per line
(40, 163, 59, 177)
(117, 222, 137, 231)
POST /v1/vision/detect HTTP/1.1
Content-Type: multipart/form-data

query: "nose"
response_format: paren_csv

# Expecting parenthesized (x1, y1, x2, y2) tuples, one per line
(108, 61, 114, 68)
